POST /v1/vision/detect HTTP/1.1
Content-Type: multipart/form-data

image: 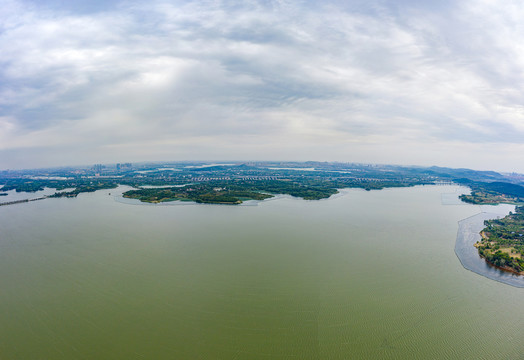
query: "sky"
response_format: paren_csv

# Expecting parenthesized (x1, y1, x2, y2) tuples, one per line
(1, 0, 524, 172)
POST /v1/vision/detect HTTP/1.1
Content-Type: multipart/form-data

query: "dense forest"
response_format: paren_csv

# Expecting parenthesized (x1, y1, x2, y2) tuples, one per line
(477, 206, 524, 273)
(122, 180, 337, 204)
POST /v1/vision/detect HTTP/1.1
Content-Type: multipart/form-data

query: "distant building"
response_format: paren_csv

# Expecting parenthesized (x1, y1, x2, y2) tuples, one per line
(93, 164, 105, 174)
(116, 163, 132, 171)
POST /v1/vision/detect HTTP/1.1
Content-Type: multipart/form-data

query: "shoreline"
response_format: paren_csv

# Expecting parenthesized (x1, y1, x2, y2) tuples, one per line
(477, 251, 524, 276)
(454, 207, 524, 288)
(484, 261, 524, 276)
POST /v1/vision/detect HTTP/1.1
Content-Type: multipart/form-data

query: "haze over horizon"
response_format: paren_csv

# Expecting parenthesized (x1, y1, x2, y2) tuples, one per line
(1, 0, 524, 172)
(3, 160, 523, 177)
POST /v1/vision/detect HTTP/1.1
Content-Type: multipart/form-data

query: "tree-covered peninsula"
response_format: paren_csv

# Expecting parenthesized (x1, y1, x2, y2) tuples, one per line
(123, 184, 272, 204)
(457, 179, 524, 204)
(476, 206, 524, 274)
(122, 180, 338, 204)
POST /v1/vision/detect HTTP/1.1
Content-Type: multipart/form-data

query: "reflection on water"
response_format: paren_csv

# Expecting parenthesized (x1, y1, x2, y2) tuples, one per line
(454, 206, 524, 287)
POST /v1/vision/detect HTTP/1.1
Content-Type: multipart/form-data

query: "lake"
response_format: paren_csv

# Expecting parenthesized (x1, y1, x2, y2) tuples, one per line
(0, 185, 523, 359)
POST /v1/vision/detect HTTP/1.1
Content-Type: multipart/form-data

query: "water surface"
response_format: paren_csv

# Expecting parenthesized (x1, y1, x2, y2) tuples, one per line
(0, 185, 523, 359)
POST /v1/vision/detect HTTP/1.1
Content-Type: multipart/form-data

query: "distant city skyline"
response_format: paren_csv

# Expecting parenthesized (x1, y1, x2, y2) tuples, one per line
(1, 0, 524, 172)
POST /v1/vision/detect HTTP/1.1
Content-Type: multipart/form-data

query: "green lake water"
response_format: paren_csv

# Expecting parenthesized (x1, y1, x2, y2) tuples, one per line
(0, 185, 523, 359)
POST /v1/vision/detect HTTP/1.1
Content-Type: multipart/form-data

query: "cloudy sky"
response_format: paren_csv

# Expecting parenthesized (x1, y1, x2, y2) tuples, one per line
(1, 0, 524, 171)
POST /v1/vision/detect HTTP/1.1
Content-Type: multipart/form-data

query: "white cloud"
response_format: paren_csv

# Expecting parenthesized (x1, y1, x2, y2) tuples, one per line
(1, 0, 524, 171)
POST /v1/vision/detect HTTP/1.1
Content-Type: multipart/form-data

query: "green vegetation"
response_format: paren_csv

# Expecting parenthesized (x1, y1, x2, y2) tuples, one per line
(0, 178, 118, 198)
(476, 206, 524, 273)
(453, 180, 524, 274)
(1, 161, 523, 210)
(460, 192, 520, 204)
(5, 161, 524, 278)
(122, 179, 339, 204)
(1, 181, 46, 192)
(123, 183, 275, 204)
(457, 179, 524, 204)
(229, 180, 339, 200)
(49, 182, 118, 198)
